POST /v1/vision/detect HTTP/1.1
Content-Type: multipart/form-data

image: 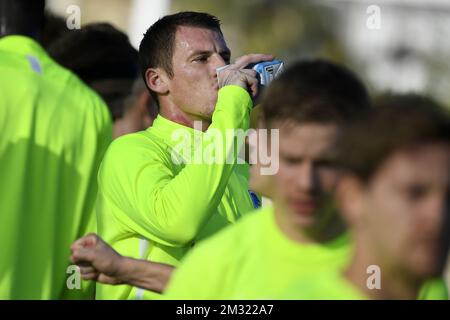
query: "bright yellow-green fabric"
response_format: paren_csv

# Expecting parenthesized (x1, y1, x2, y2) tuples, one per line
(280, 271, 367, 300)
(418, 278, 449, 300)
(0, 36, 112, 299)
(96, 85, 256, 299)
(282, 274, 448, 300)
(164, 206, 352, 299)
(165, 206, 448, 300)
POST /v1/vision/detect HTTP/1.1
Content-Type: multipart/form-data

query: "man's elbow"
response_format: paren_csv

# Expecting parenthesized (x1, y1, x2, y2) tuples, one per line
(157, 221, 200, 247)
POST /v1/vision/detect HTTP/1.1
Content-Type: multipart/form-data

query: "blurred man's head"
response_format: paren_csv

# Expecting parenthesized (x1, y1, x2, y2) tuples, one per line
(139, 12, 230, 127)
(0, 0, 45, 38)
(49, 23, 139, 118)
(336, 94, 450, 279)
(49, 23, 156, 137)
(259, 60, 371, 242)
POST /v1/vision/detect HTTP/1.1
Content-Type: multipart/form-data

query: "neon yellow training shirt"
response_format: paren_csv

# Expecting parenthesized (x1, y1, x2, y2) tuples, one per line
(96, 85, 257, 300)
(0, 36, 112, 299)
(164, 206, 352, 299)
(164, 206, 448, 300)
(279, 271, 367, 300)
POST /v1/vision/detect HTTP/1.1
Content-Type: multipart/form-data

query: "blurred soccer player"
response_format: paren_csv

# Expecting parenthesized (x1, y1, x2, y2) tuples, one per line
(284, 95, 450, 299)
(0, 0, 112, 299)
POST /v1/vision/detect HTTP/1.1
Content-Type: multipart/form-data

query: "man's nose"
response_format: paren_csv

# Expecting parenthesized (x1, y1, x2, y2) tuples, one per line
(296, 162, 315, 193)
(419, 193, 446, 233)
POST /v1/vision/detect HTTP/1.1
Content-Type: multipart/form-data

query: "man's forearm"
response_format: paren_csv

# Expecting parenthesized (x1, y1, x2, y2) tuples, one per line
(115, 257, 175, 293)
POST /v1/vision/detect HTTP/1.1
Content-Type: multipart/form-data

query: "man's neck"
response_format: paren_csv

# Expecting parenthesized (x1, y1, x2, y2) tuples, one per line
(273, 203, 346, 245)
(344, 237, 422, 300)
(160, 104, 211, 132)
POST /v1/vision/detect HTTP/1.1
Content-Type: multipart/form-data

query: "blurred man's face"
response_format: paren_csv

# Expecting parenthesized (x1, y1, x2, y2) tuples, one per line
(359, 143, 450, 278)
(167, 26, 230, 121)
(273, 122, 340, 231)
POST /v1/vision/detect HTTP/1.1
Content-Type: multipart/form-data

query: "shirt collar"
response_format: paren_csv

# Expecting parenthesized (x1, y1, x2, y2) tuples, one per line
(148, 114, 204, 149)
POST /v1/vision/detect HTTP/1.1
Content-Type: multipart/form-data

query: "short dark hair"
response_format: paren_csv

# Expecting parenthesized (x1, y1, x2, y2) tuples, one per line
(48, 23, 139, 120)
(138, 11, 222, 102)
(261, 59, 371, 128)
(49, 23, 138, 83)
(335, 94, 450, 182)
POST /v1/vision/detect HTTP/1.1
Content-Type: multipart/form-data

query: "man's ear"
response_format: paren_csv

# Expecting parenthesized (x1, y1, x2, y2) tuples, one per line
(335, 174, 366, 227)
(145, 68, 169, 95)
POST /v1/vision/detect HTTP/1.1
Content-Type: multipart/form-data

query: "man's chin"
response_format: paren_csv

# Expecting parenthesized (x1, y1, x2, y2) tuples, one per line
(290, 212, 317, 228)
(288, 202, 317, 224)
